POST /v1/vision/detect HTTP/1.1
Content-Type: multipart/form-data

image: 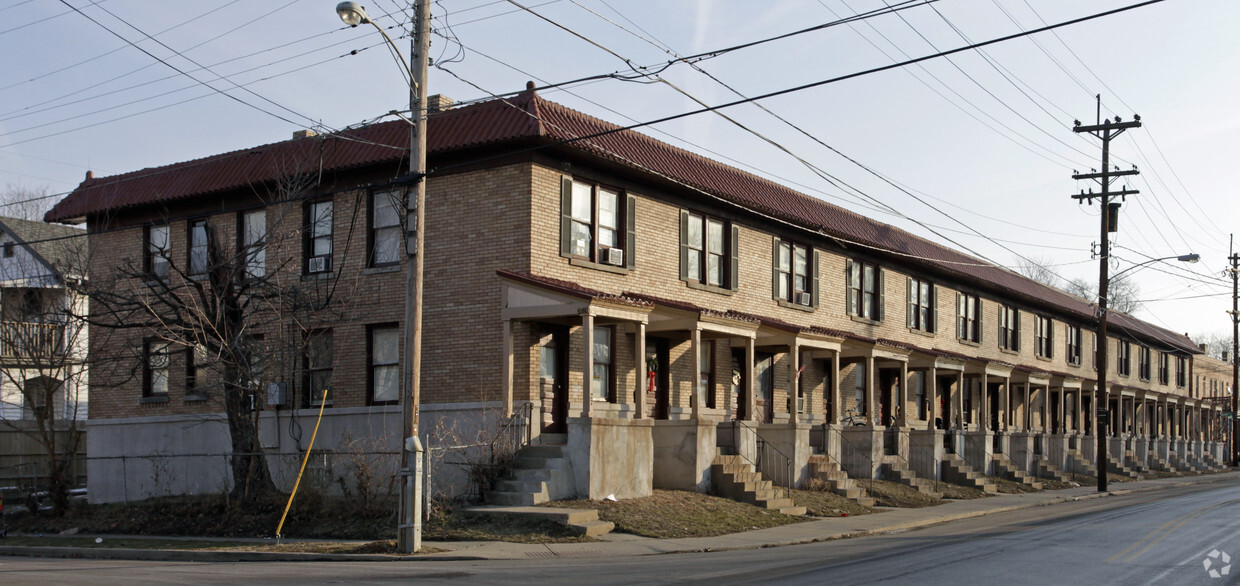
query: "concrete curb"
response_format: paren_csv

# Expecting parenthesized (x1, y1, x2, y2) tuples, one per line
(0, 472, 1233, 563)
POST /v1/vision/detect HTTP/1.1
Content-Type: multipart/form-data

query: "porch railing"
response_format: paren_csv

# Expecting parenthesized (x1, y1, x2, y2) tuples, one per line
(731, 424, 793, 499)
(0, 321, 66, 358)
(893, 428, 939, 492)
(1045, 435, 1087, 483)
(827, 426, 874, 494)
(493, 401, 534, 457)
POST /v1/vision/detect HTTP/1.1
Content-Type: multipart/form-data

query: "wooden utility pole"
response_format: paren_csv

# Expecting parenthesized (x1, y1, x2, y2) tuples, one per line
(1229, 242, 1238, 467)
(1070, 96, 1141, 492)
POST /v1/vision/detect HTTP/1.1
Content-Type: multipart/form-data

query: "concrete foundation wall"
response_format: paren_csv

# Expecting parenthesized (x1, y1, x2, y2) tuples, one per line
(567, 417, 653, 500)
(756, 422, 810, 487)
(652, 419, 715, 492)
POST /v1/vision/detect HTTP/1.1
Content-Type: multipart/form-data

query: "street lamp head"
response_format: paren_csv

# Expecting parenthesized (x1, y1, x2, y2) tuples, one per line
(336, 1, 371, 26)
(1178, 253, 1200, 264)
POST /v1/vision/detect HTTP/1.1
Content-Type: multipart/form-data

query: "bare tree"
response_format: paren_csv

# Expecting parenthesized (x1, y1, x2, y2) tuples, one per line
(1016, 255, 1062, 288)
(1191, 331, 1232, 360)
(2, 185, 56, 222)
(1066, 276, 1142, 314)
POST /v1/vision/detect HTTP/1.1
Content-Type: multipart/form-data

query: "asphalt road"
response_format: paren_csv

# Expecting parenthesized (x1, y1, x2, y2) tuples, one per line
(3, 479, 1239, 585)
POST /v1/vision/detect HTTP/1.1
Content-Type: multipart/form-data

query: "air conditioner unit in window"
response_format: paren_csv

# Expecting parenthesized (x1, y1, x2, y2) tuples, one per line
(307, 255, 330, 273)
(797, 396, 806, 414)
(797, 292, 812, 306)
(605, 247, 624, 266)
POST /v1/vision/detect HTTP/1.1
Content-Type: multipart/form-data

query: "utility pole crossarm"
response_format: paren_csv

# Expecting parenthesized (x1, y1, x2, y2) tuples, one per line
(1072, 169, 1140, 181)
(1073, 120, 1143, 133)
(1072, 189, 1139, 202)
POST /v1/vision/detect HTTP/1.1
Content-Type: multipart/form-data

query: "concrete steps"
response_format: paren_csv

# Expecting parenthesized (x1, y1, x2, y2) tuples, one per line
(1067, 449, 1098, 477)
(460, 505, 614, 537)
(879, 461, 943, 499)
(991, 455, 1043, 489)
(1032, 457, 1072, 483)
(1122, 450, 1150, 474)
(486, 443, 572, 506)
(1105, 456, 1141, 479)
(712, 454, 806, 516)
(941, 453, 997, 494)
(1147, 454, 1172, 472)
(808, 455, 876, 506)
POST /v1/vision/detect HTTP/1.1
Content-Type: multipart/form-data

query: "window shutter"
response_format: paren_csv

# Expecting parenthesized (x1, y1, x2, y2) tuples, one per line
(771, 237, 781, 300)
(845, 259, 855, 315)
(875, 268, 884, 321)
(679, 210, 690, 281)
(810, 249, 820, 308)
(977, 298, 984, 343)
(1013, 311, 1020, 351)
(729, 225, 740, 291)
(625, 194, 636, 269)
(956, 292, 963, 338)
(559, 176, 573, 257)
(930, 285, 937, 333)
(907, 277, 915, 328)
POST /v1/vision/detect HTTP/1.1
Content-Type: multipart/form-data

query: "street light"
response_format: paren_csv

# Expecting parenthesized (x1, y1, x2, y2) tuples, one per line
(337, 0, 430, 554)
(1094, 251, 1197, 493)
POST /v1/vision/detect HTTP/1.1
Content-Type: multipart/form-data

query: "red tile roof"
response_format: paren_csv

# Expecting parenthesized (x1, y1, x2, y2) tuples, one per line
(497, 270, 652, 308)
(48, 91, 1200, 354)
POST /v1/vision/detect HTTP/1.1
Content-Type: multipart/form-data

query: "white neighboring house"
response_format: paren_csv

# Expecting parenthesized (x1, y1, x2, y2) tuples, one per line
(0, 217, 87, 422)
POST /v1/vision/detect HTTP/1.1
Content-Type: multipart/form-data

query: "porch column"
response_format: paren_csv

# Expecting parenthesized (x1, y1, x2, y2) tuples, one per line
(979, 377, 990, 432)
(1021, 384, 1031, 431)
(635, 322, 646, 420)
(690, 328, 702, 420)
(582, 313, 594, 418)
(927, 366, 938, 431)
(1056, 388, 1066, 433)
(829, 351, 841, 425)
(1075, 388, 1084, 434)
(865, 355, 876, 426)
(789, 342, 799, 421)
(953, 371, 964, 430)
(1001, 376, 1011, 432)
(897, 361, 908, 427)
(744, 337, 756, 421)
(502, 319, 513, 418)
(1040, 386, 1049, 432)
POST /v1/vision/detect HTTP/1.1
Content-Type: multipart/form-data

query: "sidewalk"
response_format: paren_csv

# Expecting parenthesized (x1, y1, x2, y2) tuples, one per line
(1, 472, 1234, 563)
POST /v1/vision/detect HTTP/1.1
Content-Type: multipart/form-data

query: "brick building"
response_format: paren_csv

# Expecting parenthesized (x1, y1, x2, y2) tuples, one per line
(46, 90, 1226, 504)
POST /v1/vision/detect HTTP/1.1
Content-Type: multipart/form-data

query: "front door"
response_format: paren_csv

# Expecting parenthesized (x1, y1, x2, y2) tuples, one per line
(755, 352, 773, 423)
(879, 369, 899, 426)
(731, 349, 745, 420)
(988, 383, 1001, 432)
(541, 326, 570, 435)
(646, 337, 670, 420)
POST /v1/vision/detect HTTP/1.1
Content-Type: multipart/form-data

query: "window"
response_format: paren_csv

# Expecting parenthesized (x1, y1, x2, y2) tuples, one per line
(853, 363, 866, 415)
(775, 239, 816, 307)
(1066, 325, 1082, 365)
(560, 178, 632, 268)
(1092, 334, 1098, 371)
(956, 293, 980, 343)
(846, 259, 882, 320)
(241, 210, 266, 280)
(303, 330, 332, 406)
(369, 325, 400, 404)
(146, 224, 170, 280)
(144, 341, 170, 398)
(1176, 356, 1187, 388)
(2, 242, 13, 258)
(907, 278, 935, 332)
(188, 219, 210, 276)
(913, 371, 926, 420)
(1138, 346, 1151, 381)
(681, 212, 737, 290)
(700, 340, 715, 409)
(998, 304, 1019, 351)
(1117, 340, 1131, 376)
(187, 344, 211, 396)
(592, 326, 613, 401)
(1158, 352, 1169, 385)
(1034, 315, 1052, 358)
(370, 189, 402, 267)
(305, 200, 333, 274)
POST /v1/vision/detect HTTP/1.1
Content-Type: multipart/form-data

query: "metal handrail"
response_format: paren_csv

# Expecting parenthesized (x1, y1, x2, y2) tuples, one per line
(491, 402, 534, 462)
(892, 428, 939, 492)
(1043, 436, 1085, 483)
(827, 426, 874, 493)
(731, 424, 794, 499)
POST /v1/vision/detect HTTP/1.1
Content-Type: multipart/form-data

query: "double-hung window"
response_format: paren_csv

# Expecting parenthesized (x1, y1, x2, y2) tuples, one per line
(998, 304, 1019, 351)
(369, 325, 400, 405)
(305, 200, 333, 274)
(188, 219, 210, 276)
(1034, 315, 1052, 358)
(1138, 345, 1151, 381)
(561, 178, 633, 268)
(775, 238, 816, 307)
(1117, 341, 1131, 376)
(956, 293, 980, 343)
(146, 224, 171, 280)
(303, 330, 333, 406)
(241, 210, 266, 280)
(1158, 352, 1169, 385)
(187, 344, 211, 397)
(144, 341, 170, 398)
(846, 259, 881, 320)
(1176, 356, 1187, 388)
(681, 212, 738, 290)
(907, 278, 935, 332)
(370, 189, 402, 267)
(592, 326, 613, 401)
(1066, 324, 1082, 365)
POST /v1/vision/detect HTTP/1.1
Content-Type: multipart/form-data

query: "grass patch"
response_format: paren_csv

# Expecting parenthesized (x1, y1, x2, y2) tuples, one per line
(0, 535, 434, 555)
(936, 482, 988, 500)
(989, 477, 1039, 494)
(791, 489, 878, 517)
(865, 479, 943, 508)
(551, 490, 808, 538)
(425, 502, 589, 544)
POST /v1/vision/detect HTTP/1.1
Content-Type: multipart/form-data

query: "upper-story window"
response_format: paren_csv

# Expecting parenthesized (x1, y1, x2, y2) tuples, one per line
(680, 212, 738, 290)
(956, 293, 980, 343)
(303, 330, 333, 407)
(368, 324, 400, 405)
(1176, 356, 1187, 388)
(1137, 345, 1151, 381)
(188, 219, 210, 276)
(2, 242, 14, 258)
(560, 177, 634, 269)
(998, 304, 1019, 351)
(1158, 352, 1169, 385)
(775, 238, 817, 307)
(305, 199, 333, 274)
(846, 259, 882, 320)
(907, 278, 935, 333)
(1066, 324, 1082, 366)
(370, 189, 402, 268)
(1117, 340, 1131, 376)
(146, 224, 171, 280)
(240, 210, 266, 280)
(1034, 315, 1052, 358)
(143, 340, 170, 398)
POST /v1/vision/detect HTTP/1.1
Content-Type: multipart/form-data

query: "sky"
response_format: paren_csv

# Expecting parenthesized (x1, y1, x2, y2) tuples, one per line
(1, 0, 1238, 343)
